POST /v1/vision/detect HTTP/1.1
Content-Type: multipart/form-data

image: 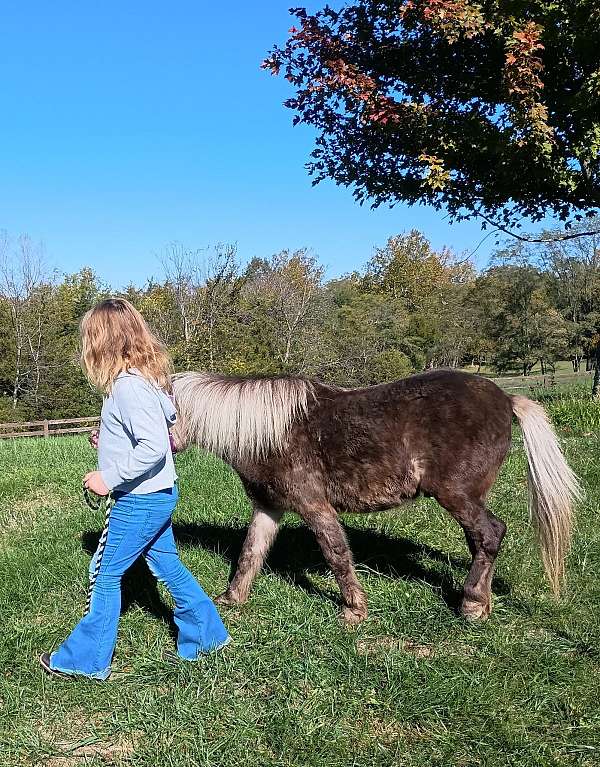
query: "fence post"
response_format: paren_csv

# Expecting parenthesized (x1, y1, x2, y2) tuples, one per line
(43, 420, 49, 438)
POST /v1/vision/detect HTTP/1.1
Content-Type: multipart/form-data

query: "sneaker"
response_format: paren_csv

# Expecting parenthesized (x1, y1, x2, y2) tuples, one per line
(39, 653, 76, 679)
(39, 653, 110, 680)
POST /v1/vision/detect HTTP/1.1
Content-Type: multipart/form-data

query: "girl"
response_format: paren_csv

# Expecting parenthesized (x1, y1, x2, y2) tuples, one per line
(40, 298, 230, 680)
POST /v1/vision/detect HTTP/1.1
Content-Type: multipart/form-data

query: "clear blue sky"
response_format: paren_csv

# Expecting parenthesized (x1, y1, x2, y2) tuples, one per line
(1, 1, 501, 287)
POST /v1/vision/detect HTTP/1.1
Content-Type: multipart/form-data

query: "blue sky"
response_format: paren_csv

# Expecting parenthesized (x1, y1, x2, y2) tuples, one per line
(1, 1, 502, 287)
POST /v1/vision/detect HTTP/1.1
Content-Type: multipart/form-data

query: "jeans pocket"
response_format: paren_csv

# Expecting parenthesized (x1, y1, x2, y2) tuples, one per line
(140, 508, 170, 544)
(141, 512, 158, 544)
(142, 493, 177, 539)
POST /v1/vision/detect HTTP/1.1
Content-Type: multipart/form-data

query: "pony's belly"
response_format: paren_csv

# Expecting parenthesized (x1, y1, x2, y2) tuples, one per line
(328, 473, 421, 514)
(334, 497, 413, 514)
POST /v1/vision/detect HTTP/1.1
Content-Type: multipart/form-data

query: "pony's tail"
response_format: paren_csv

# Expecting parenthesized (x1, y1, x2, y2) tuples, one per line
(511, 395, 582, 595)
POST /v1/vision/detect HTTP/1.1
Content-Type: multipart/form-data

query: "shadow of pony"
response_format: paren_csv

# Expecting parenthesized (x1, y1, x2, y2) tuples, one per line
(81, 520, 511, 627)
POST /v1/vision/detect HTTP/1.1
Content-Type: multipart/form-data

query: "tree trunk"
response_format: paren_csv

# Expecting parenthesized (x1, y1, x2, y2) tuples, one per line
(283, 333, 293, 365)
(593, 348, 600, 400)
(12, 345, 21, 410)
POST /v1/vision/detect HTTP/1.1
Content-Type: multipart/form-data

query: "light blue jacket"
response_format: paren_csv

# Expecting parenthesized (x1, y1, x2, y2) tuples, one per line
(98, 369, 177, 494)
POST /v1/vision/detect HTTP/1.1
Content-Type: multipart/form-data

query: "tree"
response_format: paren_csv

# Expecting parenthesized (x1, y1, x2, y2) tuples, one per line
(201, 244, 242, 371)
(475, 263, 569, 375)
(591, 329, 600, 398)
(318, 275, 423, 385)
(3, 228, 600, 418)
(0, 232, 52, 411)
(537, 222, 600, 374)
(159, 242, 242, 370)
(125, 281, 181, 351)
(264, 2, 600, 235)
(41, 269, 105, 418)
(365, 231, 457, 310)
(486, 221, 600, 393)
(241, 250, 325, 372)
(364, 231, 476, 366)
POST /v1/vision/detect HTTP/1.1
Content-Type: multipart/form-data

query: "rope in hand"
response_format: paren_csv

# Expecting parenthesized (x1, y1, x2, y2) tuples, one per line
(82, 485, 114, 616)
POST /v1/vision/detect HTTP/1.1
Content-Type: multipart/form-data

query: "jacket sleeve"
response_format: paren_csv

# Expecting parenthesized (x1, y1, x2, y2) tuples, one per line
(100, 378, 167, 491)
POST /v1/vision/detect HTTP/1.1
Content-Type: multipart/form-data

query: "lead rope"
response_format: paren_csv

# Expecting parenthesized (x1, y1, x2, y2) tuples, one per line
(82, 486, 114, 616)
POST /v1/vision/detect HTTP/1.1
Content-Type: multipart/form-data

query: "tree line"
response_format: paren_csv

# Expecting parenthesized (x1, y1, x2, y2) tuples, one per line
(1, 225, 600, 421)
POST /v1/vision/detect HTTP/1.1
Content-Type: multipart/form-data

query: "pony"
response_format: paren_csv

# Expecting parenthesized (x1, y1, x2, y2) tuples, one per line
(171, 369, 581, 624)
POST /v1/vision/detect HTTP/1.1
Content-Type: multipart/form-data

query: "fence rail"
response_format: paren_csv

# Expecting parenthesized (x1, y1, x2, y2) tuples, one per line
(0, 416, 99, 439)
(488, 371, 592, 393)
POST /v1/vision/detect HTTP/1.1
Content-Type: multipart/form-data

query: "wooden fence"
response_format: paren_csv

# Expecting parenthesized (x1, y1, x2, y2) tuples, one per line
(0, 416, 99, 439)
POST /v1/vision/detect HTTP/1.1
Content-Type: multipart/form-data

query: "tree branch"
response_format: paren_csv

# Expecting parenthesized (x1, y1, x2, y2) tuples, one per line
(475, 210, 600, 243)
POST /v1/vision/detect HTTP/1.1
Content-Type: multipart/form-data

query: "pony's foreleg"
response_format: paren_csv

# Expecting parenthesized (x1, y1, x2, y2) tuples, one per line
(298, 501, 367, 625)
(216, 505, 283, 606)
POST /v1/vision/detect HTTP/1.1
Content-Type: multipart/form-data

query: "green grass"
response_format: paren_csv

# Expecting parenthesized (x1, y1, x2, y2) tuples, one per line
(1, 427, 600, 767)
(530, 384, 600, 435)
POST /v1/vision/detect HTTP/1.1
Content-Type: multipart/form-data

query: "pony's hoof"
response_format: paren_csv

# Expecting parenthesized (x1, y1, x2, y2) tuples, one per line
(215, 591, 244, 606)
(460, 599, 490, 621)
(341, 606, 367, 626)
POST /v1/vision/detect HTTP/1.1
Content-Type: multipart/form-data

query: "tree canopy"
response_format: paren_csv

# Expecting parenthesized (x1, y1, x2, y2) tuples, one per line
(263, 1, 600, 233)
(3, 224, 600, 419)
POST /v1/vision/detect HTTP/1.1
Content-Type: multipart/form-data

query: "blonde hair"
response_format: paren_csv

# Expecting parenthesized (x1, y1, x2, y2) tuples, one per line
(80, 298, 172, 393)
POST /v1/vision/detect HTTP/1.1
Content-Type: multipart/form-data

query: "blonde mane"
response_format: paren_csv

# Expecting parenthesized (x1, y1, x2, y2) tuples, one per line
(172, 372, 315, 464)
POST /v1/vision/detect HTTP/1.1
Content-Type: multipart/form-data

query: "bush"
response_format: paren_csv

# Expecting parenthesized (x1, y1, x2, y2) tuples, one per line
(366, 350, 413, 384)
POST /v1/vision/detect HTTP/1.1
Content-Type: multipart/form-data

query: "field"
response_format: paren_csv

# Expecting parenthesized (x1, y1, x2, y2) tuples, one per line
(2, 391, 600, 766)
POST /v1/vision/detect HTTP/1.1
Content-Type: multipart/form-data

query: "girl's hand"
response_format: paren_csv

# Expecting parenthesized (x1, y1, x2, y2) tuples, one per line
(89, 429, 99, 450)
(83, 471, 110, 497)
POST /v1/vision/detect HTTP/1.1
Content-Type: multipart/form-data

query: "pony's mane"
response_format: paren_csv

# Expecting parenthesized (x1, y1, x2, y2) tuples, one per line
(172, 372, 316, 464)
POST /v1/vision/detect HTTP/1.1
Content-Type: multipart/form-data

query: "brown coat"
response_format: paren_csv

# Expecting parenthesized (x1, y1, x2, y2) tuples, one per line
(173, 369, 579, 624)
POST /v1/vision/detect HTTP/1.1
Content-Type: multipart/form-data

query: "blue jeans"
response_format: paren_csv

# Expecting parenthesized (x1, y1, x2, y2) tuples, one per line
(50, 485, 230, 679)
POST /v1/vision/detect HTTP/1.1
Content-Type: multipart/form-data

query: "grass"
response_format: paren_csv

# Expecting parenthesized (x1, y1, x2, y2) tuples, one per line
(462, 359, 591, 379)
(529, 383, 600, 435)
(1, 411, 600, 766)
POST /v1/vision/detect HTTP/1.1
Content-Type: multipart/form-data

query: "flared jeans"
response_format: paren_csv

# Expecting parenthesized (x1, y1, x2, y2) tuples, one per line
(50, 485, 229, 679)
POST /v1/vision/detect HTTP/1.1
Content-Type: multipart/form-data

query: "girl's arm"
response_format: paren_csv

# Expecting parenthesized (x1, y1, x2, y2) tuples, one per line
(100, 378, 168, 491)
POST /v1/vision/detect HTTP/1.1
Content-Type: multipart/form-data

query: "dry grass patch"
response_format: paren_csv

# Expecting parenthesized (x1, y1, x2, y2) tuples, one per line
(356, 635, 434, 657)
(0, 486, 64, 543)
(356, 636, 478, 660)
(43, 733, 137, 767)
(36, 714, 140, 767)
(368, 718, 433, 746)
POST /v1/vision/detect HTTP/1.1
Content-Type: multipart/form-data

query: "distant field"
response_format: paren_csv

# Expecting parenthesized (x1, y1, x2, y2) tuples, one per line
(1, 398, 600, 765)
(463, 359, 591, 378)
(465, 362, 592, 393)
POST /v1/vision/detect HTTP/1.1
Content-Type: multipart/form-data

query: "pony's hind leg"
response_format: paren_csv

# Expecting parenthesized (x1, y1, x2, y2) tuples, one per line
(297, 501, 367, 625)
(437, 492, 506, 620)
(216, 504, 283, 606)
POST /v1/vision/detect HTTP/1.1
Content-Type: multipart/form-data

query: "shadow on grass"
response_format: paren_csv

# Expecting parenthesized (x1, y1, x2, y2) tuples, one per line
(81, 522, 511, 626)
